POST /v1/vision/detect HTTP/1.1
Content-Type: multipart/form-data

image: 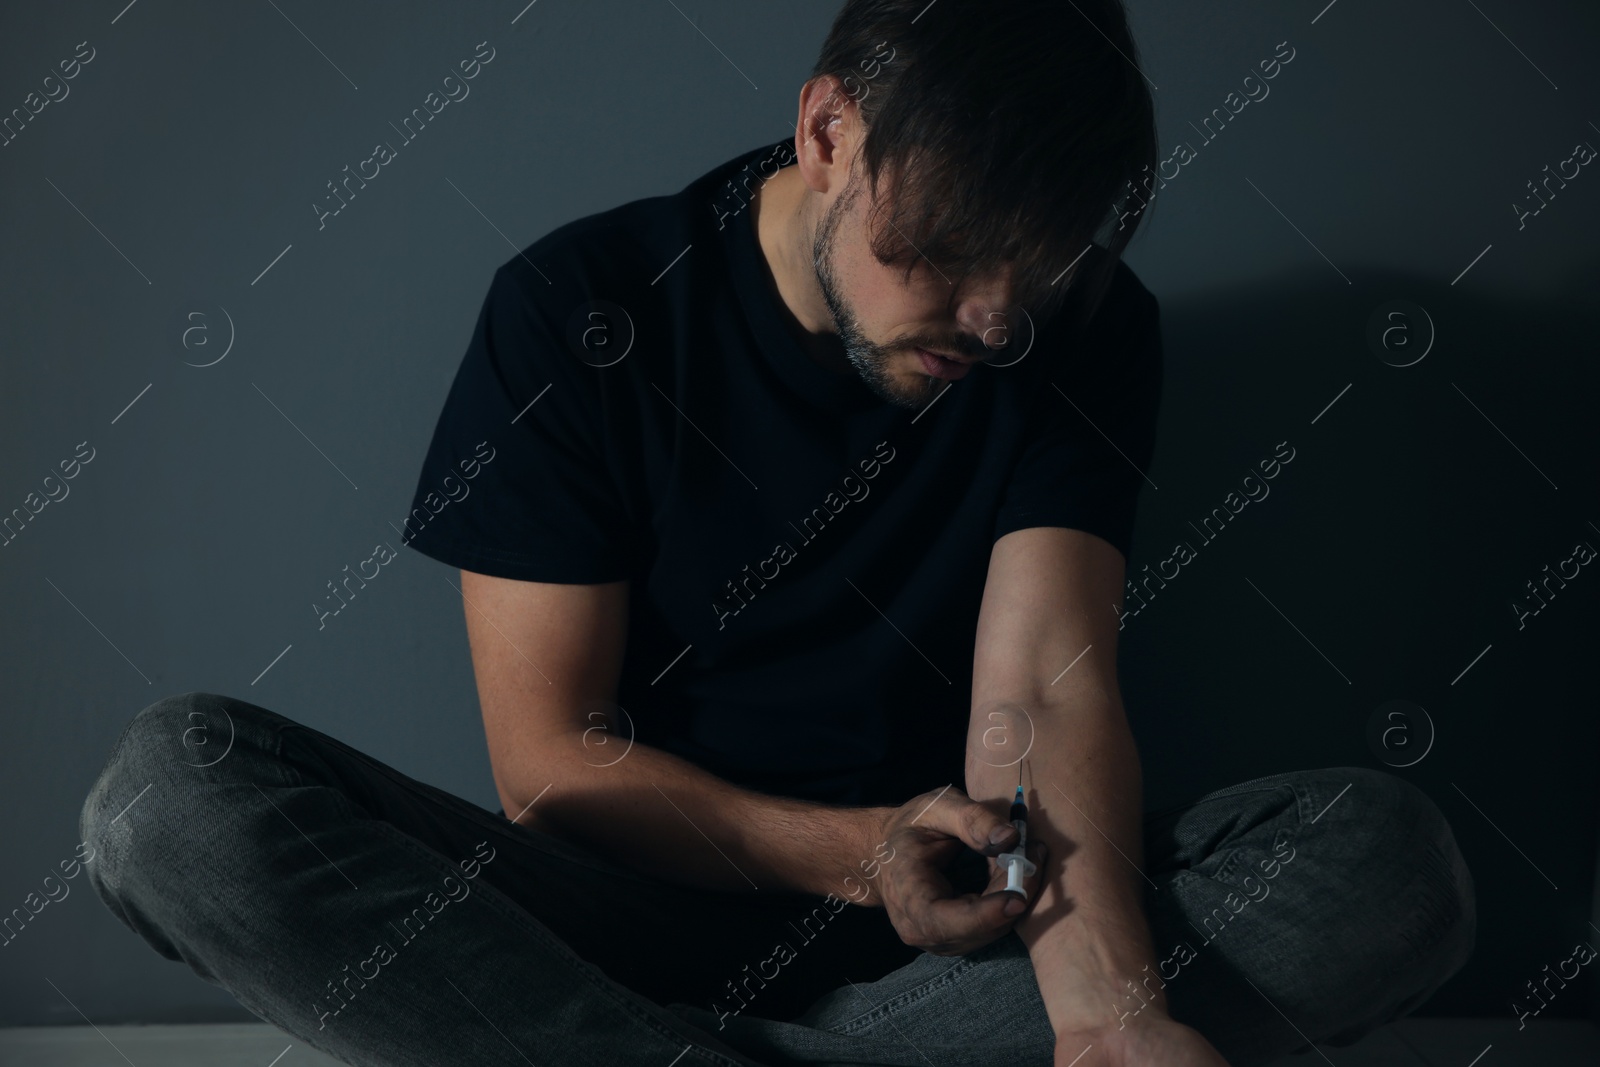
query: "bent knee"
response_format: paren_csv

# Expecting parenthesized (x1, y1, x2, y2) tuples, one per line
(80, 692, 271, 895)
(83, 692, 237, 800)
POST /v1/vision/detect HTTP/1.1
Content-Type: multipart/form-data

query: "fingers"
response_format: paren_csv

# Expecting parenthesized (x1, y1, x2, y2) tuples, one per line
(900, 839, 1048, 955)
(914, 785, 1020, 857)
(881, 786, 1049, 955)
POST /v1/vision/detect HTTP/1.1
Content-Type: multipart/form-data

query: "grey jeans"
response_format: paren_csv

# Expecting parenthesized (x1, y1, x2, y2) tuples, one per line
(81, 692, 1475, 1067)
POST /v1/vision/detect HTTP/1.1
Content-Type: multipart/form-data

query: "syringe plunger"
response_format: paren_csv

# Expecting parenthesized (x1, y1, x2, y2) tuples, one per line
(996, 784, 1036, 897)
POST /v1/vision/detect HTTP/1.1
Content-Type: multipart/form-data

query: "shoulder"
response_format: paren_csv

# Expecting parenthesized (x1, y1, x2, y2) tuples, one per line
(467, 193, 685, 387)
(1066, 249, 1159, 333)
(472, 139, 788, 384)
(1017, 253, 1161, 391)
(1094, 258, 1161, 367)
(489, 195, 679, 306)
(489, 137, 780, 300)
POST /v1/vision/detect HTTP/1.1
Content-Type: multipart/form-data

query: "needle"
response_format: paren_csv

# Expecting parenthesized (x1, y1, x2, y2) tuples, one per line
(997, 760, 1037, 898)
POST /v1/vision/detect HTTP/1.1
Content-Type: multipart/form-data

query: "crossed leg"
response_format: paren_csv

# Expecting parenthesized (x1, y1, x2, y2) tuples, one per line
(82, 692, 1474, 1067)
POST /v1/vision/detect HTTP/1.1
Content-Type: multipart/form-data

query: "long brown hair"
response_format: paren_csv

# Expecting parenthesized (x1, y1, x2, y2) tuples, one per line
(809, 0, 1159, 332)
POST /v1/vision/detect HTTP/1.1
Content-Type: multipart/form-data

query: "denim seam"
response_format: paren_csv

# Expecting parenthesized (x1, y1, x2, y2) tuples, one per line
(830, 955, 977, 1035)
(1394, 838, 1468, 973)
(256, 711, 304, 789)
(1184, 784, 1303, 892)
(1212, 846, 1243, 884)
(1221, 771, 1295, 793)
(1285, 780, 1323, 856)
(1143, 779, 1299, 832)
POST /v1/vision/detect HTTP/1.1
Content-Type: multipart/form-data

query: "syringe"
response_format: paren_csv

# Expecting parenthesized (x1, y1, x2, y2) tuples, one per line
(994, 765, 1037, 898)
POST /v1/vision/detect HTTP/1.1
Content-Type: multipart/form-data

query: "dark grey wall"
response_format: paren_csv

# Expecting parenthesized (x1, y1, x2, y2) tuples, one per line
(1, 0, 1595, 1028)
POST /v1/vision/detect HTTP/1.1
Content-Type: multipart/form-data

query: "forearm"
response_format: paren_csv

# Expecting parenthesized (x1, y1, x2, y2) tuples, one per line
(966, 693, 1164, 1034)
(498, 732, 893, 903)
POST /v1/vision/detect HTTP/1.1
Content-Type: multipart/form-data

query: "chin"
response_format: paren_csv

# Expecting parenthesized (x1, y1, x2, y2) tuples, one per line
(886, 372, 943, 410)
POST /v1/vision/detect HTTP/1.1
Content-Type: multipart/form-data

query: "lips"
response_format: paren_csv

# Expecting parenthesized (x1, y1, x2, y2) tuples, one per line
(915, 347, 972, 381)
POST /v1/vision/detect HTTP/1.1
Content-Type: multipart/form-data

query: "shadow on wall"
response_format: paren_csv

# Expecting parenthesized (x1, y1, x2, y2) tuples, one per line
(1116, 257, 1600, 1018)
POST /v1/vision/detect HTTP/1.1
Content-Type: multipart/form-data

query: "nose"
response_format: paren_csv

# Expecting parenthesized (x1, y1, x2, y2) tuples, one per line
(951, 270, 1019, 357)
(954, 300, 1020, 359)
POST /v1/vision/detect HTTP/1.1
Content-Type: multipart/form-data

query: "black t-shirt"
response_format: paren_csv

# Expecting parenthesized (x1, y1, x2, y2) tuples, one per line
(404, 136, 1164, 808)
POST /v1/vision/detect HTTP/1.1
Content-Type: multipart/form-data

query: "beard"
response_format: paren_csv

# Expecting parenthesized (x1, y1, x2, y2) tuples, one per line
(811, 181, 946, 411)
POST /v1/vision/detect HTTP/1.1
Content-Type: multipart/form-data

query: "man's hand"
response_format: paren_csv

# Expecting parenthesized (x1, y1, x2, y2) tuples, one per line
(869, 785, 1049, 955)
(1053, 1016, 1231, 1067)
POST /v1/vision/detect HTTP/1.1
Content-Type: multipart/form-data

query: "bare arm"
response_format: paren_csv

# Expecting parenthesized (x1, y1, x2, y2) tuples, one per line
(965, 528, 1164, 1034)
(460, 568, 893, 902)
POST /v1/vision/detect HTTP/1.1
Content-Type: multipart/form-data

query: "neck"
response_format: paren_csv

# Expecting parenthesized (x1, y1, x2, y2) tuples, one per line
(751, 164, 851, 375)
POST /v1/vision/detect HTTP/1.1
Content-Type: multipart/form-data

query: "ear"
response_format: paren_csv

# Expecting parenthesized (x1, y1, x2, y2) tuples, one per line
(792, 74, 857, 194)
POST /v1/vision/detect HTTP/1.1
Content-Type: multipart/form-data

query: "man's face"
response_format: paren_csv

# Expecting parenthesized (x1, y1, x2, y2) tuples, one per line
(811, 171, 1017, 410)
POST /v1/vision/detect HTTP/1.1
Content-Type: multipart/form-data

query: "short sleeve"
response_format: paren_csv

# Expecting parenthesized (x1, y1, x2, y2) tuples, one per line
(992, 279, 1164, 561)
(401, 265, 638, 584)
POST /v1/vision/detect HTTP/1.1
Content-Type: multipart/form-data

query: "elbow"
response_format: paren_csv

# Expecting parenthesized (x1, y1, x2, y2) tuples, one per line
(491, 729, 591, 834)
(495, 774, 541, 827)
(495, 780, 525, 823)
(491, 747, 565, 831)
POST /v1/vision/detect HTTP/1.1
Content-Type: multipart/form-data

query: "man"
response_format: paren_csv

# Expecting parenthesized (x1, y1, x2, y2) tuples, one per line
(82, 2, 1475, 1065)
